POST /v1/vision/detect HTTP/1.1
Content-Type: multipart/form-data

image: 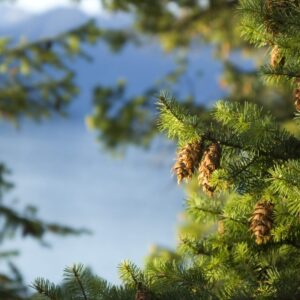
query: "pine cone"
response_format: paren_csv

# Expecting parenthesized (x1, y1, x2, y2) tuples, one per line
(270, 45, 285, 68)
(135, 288, 151, 300)
(294, 78, 300, 111)
(250, 201, 274, 245)
(198, 142, 222, 196)
(173, 140, 203, 184)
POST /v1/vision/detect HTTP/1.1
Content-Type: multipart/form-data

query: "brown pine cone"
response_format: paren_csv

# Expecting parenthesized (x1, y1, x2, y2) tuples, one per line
(250, 201, 274, 245)
(135, 286, 151, 300)
(173, 140, 203, 184)
(198, 142, 222, 196)
(270, 45, 285, 68)
(294, 78, 300, 111)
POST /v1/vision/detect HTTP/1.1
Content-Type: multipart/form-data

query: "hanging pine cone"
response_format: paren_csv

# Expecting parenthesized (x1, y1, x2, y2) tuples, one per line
(250, 201, 274, 245)
(198, 142, 222, 196)
(294, 78, 300, 111)
(135, 285, 151, 300)
(270, 45, 285, 68)
(173, 140, 203, 184)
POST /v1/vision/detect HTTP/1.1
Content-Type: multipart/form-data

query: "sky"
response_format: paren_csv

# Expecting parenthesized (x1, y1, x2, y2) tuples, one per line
(6, 0, 104, 15)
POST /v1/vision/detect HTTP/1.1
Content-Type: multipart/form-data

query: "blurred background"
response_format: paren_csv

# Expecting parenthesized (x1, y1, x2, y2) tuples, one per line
(0, 0, 297, 297)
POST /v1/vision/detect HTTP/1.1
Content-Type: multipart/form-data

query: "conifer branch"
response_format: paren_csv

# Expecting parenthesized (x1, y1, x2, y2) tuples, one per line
(261, 66, 300, 82)
(158, 95, 300, 161)
(31, 278, 61, 300)
(230, 156, 258, 180)
(118, 261, 144, 289)
(188, 202, 248, 226)
(180, 237, 212, 256)
(72, 266, 88, 300)
(157, 92, 202, 145)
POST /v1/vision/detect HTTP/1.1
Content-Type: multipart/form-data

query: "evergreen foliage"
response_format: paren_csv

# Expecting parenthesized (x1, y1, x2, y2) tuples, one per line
(239, 0, 300, 90)
(32, 264, 135, 300)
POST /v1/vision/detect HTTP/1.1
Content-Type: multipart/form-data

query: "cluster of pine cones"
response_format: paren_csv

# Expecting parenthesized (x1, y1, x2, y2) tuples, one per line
(172, 140, 222, 196)
(173, 140, 275, 245)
